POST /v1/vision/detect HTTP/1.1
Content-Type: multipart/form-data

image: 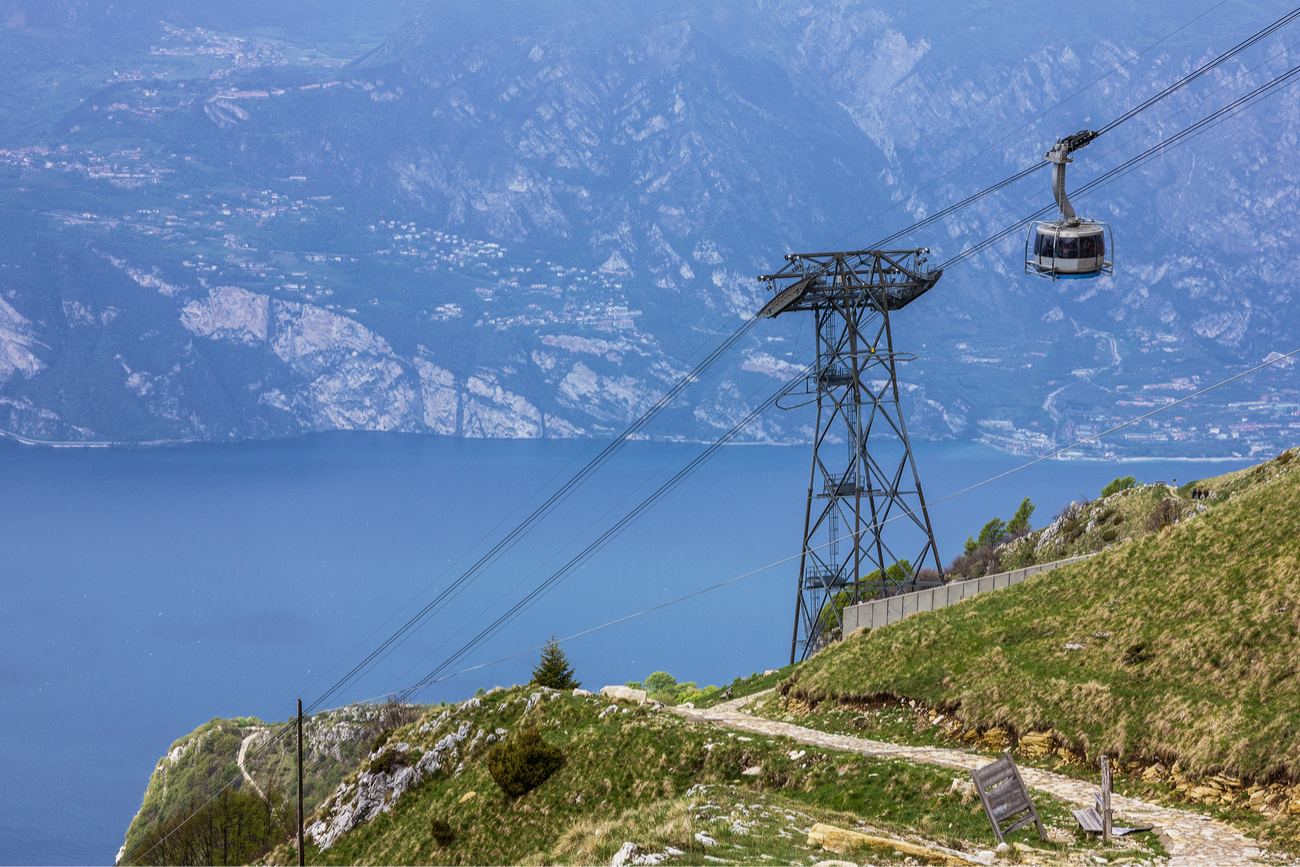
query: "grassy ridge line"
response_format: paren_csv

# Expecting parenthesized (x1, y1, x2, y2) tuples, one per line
(786, 449, 1300, 784)
(265, 685, 1163, 865)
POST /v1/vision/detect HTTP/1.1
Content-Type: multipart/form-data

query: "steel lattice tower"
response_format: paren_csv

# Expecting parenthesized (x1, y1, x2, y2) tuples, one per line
(757, 249, 945, 662)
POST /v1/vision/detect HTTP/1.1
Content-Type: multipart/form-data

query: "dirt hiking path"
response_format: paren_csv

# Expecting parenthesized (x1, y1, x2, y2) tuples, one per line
(673, 691, 1264, 866)
(237, 729, 266, 799)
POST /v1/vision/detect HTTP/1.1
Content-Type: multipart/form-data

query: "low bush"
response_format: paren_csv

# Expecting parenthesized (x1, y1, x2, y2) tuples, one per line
(370, 749, 411, 775)
(377, 697, 420, 732)
(430, 817, 455, 848)
(1123, 642, 1153, 665)
(487, 727, 566, 798)
(371, 727, 395, 754)
(1145, 497, 1182, 533)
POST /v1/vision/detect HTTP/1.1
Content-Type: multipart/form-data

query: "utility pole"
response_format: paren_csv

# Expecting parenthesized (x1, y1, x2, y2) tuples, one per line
(297, 698, 305, 867)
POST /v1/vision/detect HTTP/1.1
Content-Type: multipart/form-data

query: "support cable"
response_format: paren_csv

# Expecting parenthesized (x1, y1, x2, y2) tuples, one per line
(301, 315, 760, 716)
(401, 361, 815, 700)
(938, 59, 1300, 269)
(276, 314, 747, 725)
(822, 0, 1236, 252)
(864, 5, 1299, 251)
(390, 344, 1300, 696)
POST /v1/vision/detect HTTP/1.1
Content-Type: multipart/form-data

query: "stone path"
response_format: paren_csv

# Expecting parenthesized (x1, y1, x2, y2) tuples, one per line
(673, 691, 1264, 866)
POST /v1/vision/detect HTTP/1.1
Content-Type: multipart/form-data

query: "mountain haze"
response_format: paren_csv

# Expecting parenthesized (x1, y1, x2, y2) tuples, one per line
(0, 0, 1296, 453)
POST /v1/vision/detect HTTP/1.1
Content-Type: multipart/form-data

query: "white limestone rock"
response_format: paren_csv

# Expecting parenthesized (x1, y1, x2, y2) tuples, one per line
(600, 685, 648, 705)
(610, 841, 638, 867)
(180, 286, 268, 345)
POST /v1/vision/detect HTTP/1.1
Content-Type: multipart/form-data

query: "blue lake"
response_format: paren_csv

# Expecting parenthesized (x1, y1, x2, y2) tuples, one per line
(0, 432, 1250, 865)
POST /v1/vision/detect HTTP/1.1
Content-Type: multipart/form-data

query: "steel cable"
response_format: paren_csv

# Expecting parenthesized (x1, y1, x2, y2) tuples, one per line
(938, 60, 1300, 269)
(400, 362, 814, 699)
(300, 316, 760, 717)
(865, 4, 1299, 252)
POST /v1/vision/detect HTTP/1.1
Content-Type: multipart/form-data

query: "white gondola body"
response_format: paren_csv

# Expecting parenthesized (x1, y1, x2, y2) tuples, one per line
(1025, 219, 1113, 280)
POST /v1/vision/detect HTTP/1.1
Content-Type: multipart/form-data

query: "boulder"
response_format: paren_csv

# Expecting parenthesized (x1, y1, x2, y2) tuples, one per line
(573, 688, 593, 697)
(600, 685, 648, 704)
(611, 842, 638, 867)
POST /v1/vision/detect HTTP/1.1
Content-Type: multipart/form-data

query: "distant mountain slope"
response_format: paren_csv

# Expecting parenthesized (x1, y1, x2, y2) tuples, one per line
(786, 445, 1300, 785)
(0, 0, 1296, 451)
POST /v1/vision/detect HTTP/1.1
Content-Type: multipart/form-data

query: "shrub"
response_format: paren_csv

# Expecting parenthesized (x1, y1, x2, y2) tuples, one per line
(371, 727, 395, 754)
(947, 543, 1000, 580)
(914, 567, 943, 585)
(369, 749, 411, 775)
(1123, 642, 1153, 665)
(677, 683, 721, 705)
(1146, 497, 1182, 533)
(1101, 475, 1138, 498)
(430, 817, 455, 848)
(487, 727, 566, 798)
(377, 696, 420, 731)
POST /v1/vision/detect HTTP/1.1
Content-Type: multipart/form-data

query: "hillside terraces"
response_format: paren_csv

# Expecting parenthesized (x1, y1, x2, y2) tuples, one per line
(778, 448, 1300, 845)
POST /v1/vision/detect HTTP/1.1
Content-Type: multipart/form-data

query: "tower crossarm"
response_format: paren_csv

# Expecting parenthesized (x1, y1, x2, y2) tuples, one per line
(755, 249, 942, 319)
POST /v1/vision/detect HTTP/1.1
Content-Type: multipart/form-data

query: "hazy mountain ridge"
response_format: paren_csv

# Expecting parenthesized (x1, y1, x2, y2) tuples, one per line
(0, 0, 1296, 453)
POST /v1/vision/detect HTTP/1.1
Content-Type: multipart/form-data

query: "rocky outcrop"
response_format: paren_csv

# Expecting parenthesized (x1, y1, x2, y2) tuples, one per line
(307, 712, 499, 850)
(180, 286, 268, 344)
(0, 296, 44, 386)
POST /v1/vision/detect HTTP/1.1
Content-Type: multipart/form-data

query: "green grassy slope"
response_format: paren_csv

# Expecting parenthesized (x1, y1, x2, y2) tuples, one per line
(786, 448, 1300, 785)
(263, 686, 1163, 866)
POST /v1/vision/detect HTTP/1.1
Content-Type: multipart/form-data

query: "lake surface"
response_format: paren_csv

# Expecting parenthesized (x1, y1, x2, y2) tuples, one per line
(0, 432, 1251, 865)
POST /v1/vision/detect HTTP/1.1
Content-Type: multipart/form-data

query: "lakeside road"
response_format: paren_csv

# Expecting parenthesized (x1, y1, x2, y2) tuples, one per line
(673, 691, 1264, 867)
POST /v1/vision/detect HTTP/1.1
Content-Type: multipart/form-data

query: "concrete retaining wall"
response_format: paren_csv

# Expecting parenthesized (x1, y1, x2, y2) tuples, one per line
(841, 554, 1096, 634)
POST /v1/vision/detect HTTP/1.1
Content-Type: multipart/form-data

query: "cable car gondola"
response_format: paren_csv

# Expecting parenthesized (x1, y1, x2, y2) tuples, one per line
(1025, 130, 1113, 280)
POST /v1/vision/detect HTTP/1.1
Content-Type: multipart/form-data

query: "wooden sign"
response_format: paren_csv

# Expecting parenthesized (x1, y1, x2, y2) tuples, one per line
(970, 750, 1047, 844)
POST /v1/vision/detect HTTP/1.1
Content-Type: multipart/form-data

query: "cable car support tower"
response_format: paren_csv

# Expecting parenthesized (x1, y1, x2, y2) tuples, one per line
(758, 250, 945, 663)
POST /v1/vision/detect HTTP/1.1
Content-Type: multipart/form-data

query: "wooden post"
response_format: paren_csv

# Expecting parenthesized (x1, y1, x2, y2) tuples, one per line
(1101, 754, 1113, 843)
(297, 698, 305, 867)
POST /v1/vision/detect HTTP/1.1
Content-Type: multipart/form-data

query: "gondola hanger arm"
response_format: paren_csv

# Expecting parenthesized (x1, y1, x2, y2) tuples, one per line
(1046, 129, 1098, 222)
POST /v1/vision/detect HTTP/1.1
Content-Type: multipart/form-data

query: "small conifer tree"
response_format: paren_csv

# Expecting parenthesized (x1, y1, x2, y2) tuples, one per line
(530, 634, 580, 689)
